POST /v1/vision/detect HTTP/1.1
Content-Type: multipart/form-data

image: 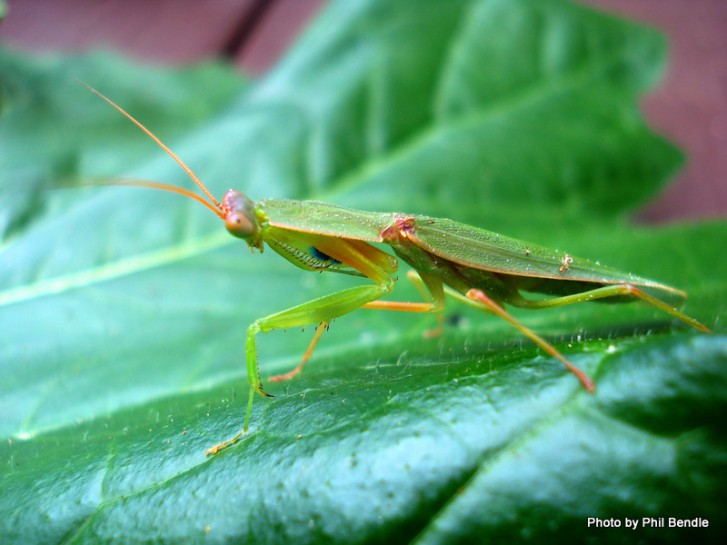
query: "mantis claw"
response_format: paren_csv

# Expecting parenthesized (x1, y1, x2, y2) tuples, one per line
(205, 433, 243, 457)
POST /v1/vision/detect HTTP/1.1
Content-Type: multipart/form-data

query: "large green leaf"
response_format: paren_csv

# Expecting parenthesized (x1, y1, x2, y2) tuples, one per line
(1, 0, 725, 543)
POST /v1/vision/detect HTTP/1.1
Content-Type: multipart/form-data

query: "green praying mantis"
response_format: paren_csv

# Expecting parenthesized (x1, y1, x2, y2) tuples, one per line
(83, 84, 709, 456)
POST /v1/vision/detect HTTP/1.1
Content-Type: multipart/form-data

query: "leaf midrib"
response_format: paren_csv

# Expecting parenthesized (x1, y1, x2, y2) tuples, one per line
(0, 230, 229, 307)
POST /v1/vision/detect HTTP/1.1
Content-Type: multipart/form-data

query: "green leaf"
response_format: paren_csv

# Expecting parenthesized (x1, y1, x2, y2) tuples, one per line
(1, 0, 725, 543)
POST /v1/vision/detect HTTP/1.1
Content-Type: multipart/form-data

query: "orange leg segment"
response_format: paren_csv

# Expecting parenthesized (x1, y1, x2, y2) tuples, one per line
(466, 288, 596, 392)
(269, 322, 330, 382)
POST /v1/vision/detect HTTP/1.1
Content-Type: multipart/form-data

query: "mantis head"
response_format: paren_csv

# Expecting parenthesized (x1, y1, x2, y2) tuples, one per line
(222, 190, 260, 244)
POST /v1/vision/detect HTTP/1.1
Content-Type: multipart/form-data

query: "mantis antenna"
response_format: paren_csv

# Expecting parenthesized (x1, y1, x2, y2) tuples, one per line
(78, 80, 226, 220)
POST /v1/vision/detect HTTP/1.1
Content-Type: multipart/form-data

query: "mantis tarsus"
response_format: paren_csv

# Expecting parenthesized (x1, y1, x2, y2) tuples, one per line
(82, 84, 710, 456)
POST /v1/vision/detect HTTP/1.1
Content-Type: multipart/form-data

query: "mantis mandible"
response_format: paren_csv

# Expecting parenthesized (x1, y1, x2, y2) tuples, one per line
(83, 84, 710, 456)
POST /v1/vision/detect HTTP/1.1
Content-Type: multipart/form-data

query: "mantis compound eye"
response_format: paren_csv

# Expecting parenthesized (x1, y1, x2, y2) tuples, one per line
(225, 211, 255, 238)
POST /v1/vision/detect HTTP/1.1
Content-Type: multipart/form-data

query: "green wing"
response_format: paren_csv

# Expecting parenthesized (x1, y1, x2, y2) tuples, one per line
(259, 199, 394, 242)
(258, 201, 684, 299)
(408, 217, 684, 296)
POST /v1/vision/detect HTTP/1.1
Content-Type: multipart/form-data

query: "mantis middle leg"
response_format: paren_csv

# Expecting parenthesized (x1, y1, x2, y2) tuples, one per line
(206, 282, 392, 456)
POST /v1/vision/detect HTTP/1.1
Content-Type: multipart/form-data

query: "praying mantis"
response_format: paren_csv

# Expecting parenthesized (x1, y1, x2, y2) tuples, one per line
(82, 84, 709, 456)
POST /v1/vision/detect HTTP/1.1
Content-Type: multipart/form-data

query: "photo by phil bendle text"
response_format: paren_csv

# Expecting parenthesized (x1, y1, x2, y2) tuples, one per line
(588, 517, 710, 529)
(82, 83, 710, 456)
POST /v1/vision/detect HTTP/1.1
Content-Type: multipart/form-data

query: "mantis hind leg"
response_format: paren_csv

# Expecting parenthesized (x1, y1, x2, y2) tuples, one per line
(457, 282, 710, 397)
(508, 284, 709, 332)
(355, 269, 597, 389)
(464, 289, 596, 392)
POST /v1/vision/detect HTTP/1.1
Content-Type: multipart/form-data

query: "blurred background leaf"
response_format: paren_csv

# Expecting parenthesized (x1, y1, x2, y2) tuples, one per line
(0, 0, 725, 543)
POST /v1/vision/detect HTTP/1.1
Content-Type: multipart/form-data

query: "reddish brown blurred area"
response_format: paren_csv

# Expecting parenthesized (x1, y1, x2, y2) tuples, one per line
(1, 0, 725, 223)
